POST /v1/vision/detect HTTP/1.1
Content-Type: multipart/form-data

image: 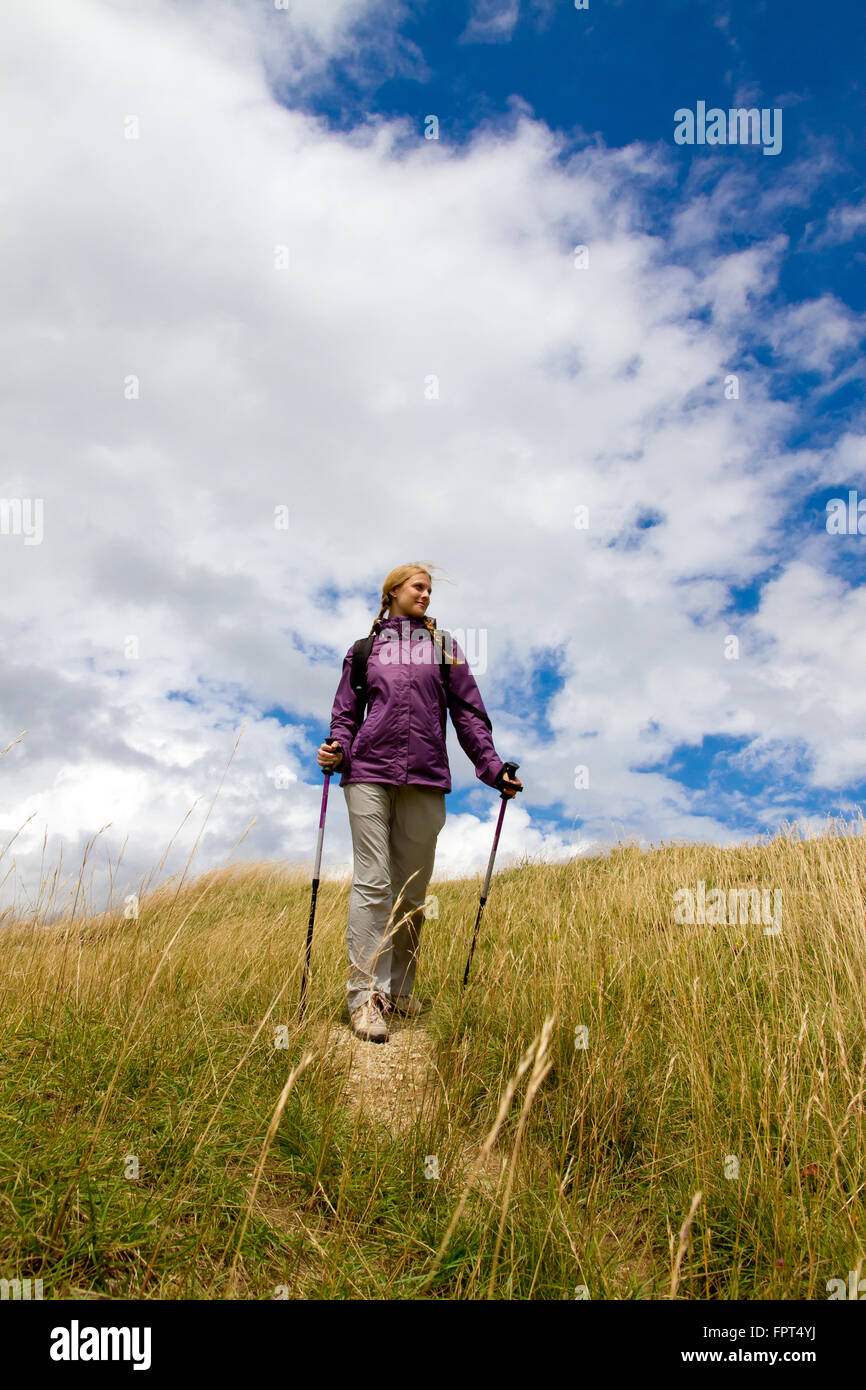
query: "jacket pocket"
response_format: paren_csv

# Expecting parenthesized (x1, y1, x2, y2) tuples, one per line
(350, 704, 381, 762)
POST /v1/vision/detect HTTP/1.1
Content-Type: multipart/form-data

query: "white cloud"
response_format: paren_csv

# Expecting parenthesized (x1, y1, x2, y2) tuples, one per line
(460, 0, 520, 44)
(809, 199, 866, 248)
(763, 296, 864, 375)
(0, 0, 863, 913)
(746, 563, 866, 788)
(168, 0, 423, 88)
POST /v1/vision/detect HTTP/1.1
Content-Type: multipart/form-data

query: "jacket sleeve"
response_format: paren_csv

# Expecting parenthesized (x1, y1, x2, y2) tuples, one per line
(329, 646, 359, 775)
(446, 636, 506, 790)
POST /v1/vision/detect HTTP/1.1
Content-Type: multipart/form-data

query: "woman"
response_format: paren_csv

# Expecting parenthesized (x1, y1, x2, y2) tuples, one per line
(317, 563, 523, 1043)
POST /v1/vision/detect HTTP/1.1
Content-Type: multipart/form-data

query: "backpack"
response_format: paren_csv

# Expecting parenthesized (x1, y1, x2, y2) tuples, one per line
(349, 623, 493, 732)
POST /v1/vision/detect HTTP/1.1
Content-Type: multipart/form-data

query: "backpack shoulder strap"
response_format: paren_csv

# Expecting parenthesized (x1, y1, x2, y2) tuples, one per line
(350, 634, 376, 721)
(439, 629, 452, 691)
(436, 629, 493, 732)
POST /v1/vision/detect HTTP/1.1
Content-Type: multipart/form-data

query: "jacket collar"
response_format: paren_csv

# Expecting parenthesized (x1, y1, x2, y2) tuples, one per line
(377, 615, 433, 630)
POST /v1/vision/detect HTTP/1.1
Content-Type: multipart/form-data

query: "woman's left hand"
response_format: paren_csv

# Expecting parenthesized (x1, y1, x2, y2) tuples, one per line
(499, 771, 523, 799)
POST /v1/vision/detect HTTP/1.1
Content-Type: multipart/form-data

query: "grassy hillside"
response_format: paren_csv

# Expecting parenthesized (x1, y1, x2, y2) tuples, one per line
(1, 823, 864, 1299)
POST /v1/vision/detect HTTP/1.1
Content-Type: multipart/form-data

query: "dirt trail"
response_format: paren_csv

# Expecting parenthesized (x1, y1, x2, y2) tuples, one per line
(326, 1015, 438, 1134)
(320, 1014, 507, 1198)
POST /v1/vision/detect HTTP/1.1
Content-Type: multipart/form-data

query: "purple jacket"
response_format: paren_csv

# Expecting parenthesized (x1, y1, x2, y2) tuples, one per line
(329, 616, 506, 793)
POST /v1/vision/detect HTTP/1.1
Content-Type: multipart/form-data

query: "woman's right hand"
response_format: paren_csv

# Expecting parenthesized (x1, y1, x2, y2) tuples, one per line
(317, 740, 343, 771)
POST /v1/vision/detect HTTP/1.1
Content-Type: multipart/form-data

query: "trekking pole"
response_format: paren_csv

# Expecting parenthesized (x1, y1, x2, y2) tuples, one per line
(462, 761, 521, 989)
(299, 738, 339, 1020)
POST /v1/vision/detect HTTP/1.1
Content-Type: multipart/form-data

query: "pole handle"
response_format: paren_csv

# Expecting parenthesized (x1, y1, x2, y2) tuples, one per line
(499, 760, 521, 795)
(322, 736, 341, 777)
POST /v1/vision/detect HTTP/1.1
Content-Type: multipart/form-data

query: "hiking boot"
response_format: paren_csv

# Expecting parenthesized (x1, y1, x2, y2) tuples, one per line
(350, 997, 389, 1043)
(386, 993, 423, 1019)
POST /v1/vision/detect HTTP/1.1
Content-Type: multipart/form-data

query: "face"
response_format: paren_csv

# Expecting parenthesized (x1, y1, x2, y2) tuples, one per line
(388, 572, 431, 617)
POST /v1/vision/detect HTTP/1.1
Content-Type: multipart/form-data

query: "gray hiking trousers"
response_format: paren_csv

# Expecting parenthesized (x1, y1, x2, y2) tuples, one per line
(343, 782, 447, 1015)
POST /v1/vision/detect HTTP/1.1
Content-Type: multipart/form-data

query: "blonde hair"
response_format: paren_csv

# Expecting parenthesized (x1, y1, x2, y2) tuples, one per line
(369, 562, 459, 664)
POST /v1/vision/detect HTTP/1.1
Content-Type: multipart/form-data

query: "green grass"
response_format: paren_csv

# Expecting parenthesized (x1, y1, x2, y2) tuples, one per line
(0, 821, 864, 1298)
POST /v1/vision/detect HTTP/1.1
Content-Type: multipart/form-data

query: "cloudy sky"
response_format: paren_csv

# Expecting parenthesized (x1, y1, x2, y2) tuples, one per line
(1, 0, 865, 915)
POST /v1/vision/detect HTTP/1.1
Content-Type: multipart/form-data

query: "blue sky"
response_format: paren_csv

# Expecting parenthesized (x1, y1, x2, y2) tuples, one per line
(1, 0, 865, 909)
(302, 0, 864, 196)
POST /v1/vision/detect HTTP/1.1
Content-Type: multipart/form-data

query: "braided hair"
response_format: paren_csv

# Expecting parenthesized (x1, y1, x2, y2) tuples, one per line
(370, 563, 460, 665)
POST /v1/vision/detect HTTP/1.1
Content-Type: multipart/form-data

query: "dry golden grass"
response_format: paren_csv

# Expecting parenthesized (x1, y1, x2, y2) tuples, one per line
(0, 816, 864, 1298)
